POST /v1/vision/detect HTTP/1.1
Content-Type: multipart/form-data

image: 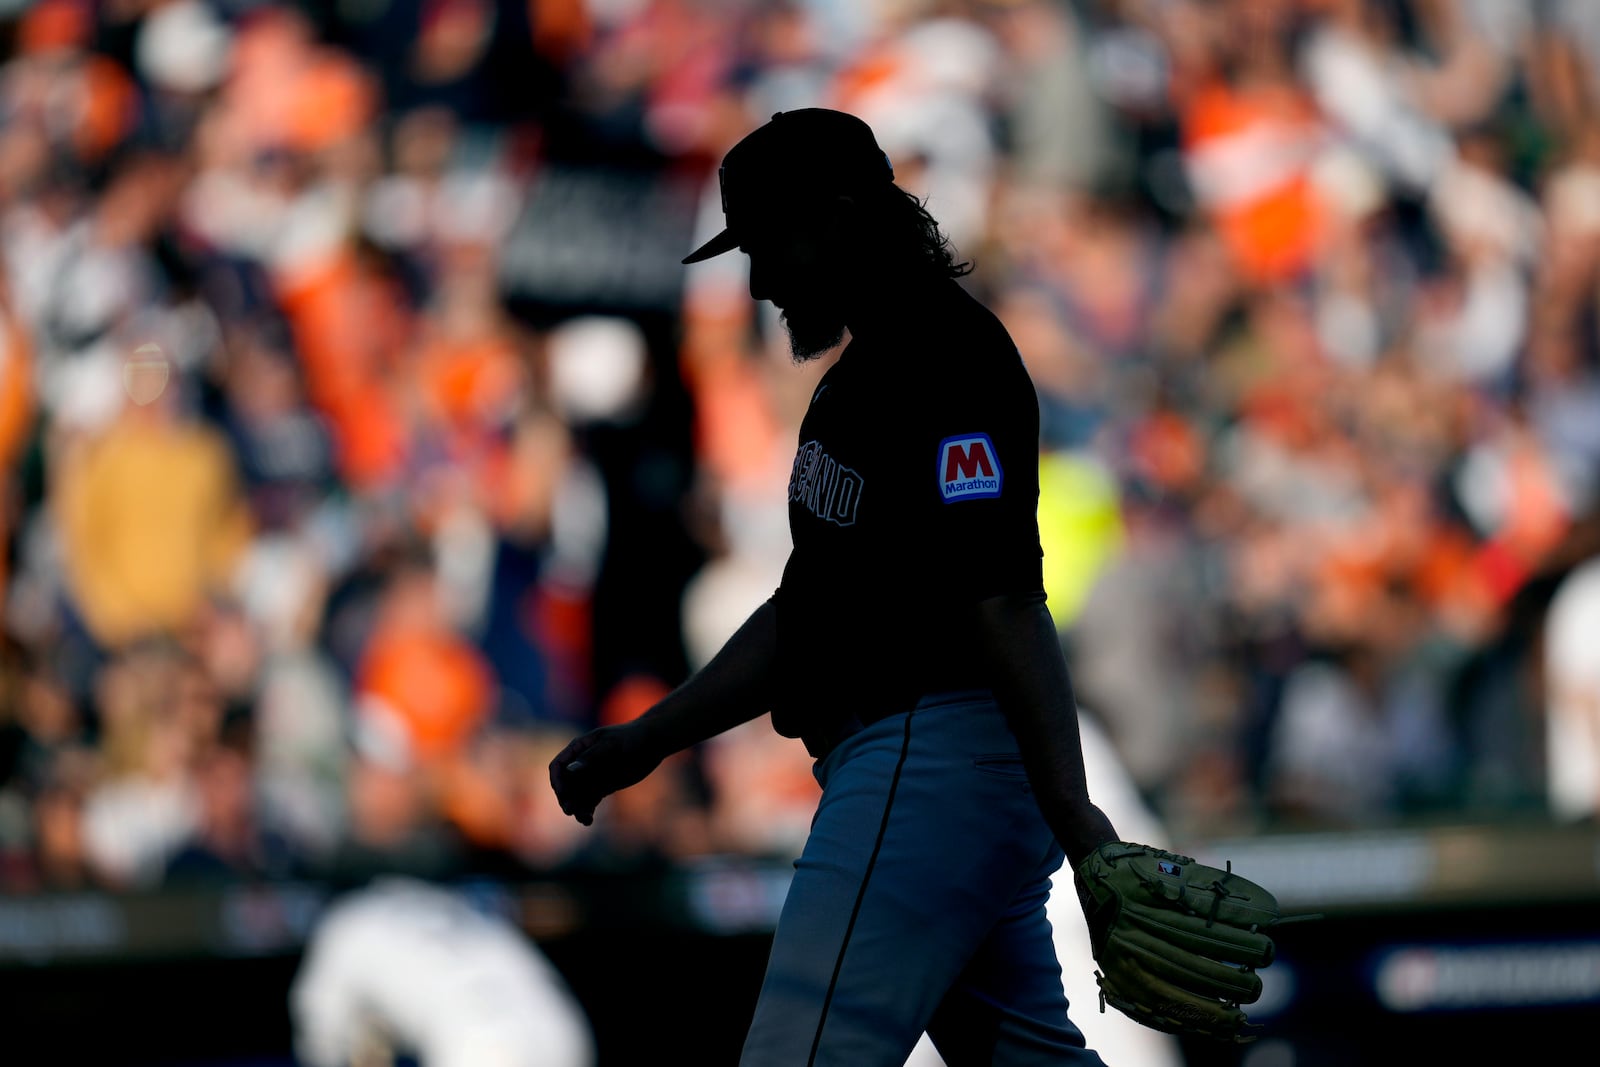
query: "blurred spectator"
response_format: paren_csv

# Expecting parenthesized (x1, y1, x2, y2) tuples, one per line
(7, 0, 139, 174)
(164, 730, 303, 884)
(327, 747, 465, 886)
(980, 0, 1132, 197)
(1065, 494, 1203, 811)
(79, 639, 207, 888)
(0, 650, 92, 890)
(210, 319, 338, 534)
(1262, 638, 1448, 826)
(353, 550, 495, 771)
(1181, 0, 1329, 286)
(51, 353, 253, 662)
(0, 269, 35, 607)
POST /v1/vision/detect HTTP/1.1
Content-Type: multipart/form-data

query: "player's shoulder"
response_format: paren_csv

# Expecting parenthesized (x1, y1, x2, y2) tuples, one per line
(921, 276, 1012, 339)
(917, 280, 1033, 398)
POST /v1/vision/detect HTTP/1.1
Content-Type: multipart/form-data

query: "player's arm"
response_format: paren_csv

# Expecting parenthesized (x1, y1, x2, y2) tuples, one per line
(550, 597, 778, 825)
(629, 596, 779, 753)
(974, 590, 1118, 868)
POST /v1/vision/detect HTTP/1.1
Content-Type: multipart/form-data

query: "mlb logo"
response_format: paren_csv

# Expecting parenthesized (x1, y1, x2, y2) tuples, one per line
(1157, 861, 1183, 877)
(938, 434, 1004, 503)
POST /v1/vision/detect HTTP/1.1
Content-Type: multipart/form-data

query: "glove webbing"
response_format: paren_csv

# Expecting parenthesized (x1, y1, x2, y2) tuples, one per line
(1112, 857, 1254, 932)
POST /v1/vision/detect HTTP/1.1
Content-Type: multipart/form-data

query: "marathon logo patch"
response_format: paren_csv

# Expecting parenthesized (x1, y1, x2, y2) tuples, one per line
(938, 434, 1003, 503)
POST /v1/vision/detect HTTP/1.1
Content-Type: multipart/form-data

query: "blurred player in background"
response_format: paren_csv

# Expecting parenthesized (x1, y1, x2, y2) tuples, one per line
(289, 876, 595, 1067)
(1546, 554, 1600, 820)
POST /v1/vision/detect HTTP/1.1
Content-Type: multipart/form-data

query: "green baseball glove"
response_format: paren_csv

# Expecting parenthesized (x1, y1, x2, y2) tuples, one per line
(1073, 841, 1281, 1043)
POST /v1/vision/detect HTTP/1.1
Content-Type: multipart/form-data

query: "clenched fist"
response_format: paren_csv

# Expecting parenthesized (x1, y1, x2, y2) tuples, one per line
(548, 721, 666, 826)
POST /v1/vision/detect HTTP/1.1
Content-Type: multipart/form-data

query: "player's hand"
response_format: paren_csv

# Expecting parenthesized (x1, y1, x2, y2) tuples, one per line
(548, 721, 665, 826)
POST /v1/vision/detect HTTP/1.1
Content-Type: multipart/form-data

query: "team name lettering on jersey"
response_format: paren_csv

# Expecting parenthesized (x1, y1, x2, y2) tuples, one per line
(938, 433, 1003, 502)
(789, 440, 863, 526)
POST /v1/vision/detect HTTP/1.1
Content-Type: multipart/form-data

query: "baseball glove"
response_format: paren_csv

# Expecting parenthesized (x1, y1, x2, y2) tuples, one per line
(1073, 841, 1281, 1043)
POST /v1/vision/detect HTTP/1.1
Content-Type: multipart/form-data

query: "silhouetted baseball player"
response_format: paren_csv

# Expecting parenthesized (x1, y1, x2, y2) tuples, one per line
(551, 109, 1279, 1066)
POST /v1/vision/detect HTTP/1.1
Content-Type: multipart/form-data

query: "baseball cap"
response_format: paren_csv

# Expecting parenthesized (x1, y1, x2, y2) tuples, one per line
(681, 108, 896, 265)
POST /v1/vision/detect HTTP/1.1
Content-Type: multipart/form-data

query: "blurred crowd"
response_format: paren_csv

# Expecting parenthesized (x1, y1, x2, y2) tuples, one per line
(0, 0, 1598, 897)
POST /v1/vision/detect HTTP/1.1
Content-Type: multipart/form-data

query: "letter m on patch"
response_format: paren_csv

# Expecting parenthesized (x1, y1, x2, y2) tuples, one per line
(938, 433, 1004, 503)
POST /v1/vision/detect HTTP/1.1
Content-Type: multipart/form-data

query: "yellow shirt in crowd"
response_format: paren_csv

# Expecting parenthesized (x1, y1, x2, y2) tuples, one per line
(55, 412, 253, 649)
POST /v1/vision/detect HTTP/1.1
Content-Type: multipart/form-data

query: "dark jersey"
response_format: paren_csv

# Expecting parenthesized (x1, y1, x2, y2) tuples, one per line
(771, 277, 1045, 746)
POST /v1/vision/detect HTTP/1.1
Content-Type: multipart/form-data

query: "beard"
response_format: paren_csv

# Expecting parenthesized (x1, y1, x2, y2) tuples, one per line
(781, 306, 847, 363)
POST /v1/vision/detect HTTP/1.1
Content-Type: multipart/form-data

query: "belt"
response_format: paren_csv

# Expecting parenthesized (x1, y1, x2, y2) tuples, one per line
(803, 711, 874, 761)
(802, 689, 994, 762)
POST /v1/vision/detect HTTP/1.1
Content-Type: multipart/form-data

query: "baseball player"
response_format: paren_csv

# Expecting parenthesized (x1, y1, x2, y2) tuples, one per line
(289, 877, 596, 1067)
(551, 109, 1281, 1066)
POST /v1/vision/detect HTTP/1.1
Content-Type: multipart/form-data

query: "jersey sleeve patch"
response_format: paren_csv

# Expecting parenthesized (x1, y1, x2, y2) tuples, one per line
(938, 433, 1004, 503)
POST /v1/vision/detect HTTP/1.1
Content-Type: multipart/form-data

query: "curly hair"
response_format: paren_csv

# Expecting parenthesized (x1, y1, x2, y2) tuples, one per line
(863, 184, 974, 279)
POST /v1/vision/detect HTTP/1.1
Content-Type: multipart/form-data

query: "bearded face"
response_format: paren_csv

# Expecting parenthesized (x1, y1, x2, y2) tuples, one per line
(738, 198, 854, 361)
(780, 304, 847, 362)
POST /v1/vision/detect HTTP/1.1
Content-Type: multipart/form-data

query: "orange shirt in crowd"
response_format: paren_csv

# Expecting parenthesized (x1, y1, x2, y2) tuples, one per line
(276, 249, 416, 492)
(415, 331, 525, 450)
(0, 309, 36, 606)
(17, 0, 140, 164)
(1181, 79, 1327, 286)
(223, 5, 377, 156)
(357, 628, 495, 765)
